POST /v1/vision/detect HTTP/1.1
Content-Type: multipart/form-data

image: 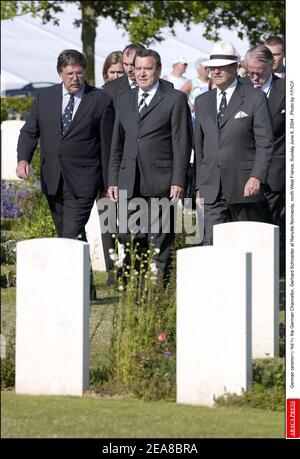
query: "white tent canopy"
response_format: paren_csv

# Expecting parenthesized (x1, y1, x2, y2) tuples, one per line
(1, 3, 250, 91)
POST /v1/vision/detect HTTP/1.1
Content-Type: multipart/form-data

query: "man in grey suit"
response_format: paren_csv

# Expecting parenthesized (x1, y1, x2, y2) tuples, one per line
(194, 41, 274, 245)
(245, 45, 285, 273)
(107, 48, 192, 278)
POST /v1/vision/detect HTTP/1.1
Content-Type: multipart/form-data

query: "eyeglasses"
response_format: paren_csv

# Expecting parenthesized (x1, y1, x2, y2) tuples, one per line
(247, 71, 265, 78)
(63, 71, 85, 79)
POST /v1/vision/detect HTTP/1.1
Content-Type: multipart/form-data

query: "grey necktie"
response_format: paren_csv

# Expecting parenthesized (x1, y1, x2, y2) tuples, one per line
(131, 81, 138, 89)
(138, 92, 149, 115)
(217, 90, 227, 125)
(62, 94, 75, 135)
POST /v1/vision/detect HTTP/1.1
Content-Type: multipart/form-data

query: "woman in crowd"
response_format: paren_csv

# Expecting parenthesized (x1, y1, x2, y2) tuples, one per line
(102, 50, 124, 83)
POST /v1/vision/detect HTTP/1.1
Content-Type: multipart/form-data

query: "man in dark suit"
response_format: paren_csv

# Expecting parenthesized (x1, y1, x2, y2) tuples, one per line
(100, 43, 145, 284)
(107, 48, 192, 277)
(194, 41, 274, 245)
(16, 49, 115, 241)
(103, 43, 146, 103)
(245, 45, 285, 273)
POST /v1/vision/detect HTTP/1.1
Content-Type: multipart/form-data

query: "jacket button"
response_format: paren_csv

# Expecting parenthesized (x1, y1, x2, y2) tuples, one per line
(216, 165, 220, 168)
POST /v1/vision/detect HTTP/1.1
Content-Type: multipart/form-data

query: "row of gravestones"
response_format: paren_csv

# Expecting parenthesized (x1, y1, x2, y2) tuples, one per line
(14, 221, 279, 406)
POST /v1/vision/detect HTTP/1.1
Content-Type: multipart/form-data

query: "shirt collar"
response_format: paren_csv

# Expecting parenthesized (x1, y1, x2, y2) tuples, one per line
(138, 80, 160, 96)
(128, 77, 137, 88)
(260, 74, 273, 94)
(217, 78, 237, 97)
(62, 82, 85, 98)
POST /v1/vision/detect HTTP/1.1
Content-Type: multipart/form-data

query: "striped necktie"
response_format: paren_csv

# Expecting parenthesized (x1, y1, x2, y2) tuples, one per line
(217, 90, 227, 126)
(138, 92, 149, 116)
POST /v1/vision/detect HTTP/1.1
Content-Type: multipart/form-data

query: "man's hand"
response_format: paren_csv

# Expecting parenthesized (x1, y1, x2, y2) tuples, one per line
(244, 176, 261, 197)
(107, 186, 119, 202)
(170, 185, 184, 201)
(16, 160, 30, 180)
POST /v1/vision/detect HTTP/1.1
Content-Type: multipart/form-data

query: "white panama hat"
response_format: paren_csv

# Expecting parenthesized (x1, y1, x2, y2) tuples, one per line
(202, 41, 240, 67)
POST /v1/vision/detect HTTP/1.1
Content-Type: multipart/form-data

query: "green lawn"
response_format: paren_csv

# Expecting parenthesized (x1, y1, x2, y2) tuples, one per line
(1, 272, 285, 439)
(1, 392, 284, 438)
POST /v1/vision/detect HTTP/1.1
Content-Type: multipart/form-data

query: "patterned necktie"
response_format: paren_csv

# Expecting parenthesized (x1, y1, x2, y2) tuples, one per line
(131, 81, 138, 89)
(217, 90, 227, 125)
(62, 94, 75, 135)
(138, 92, 149, 116)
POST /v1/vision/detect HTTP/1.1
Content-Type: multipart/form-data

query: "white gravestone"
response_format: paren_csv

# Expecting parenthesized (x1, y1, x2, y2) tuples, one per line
(214, 222, 279, 358)
(85, 200, 106, 271)
(16, 238, 90, 396)
(177, 246, 252, 407)
(1, 120, 24, 180)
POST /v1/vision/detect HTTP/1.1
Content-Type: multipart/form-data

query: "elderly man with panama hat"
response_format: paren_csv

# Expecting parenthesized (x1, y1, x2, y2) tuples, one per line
(194, 41, 274, 245)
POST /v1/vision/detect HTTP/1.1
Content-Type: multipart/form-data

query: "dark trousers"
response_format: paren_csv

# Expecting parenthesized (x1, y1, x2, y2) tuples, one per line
(46, 176, 95, 239)
(118, 193, 176, 279)
(262, 187, 285, 275)
(203, 187, 266, 246)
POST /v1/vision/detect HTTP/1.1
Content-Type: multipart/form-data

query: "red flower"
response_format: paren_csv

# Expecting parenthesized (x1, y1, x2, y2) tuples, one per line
(157, 332, 167, 342)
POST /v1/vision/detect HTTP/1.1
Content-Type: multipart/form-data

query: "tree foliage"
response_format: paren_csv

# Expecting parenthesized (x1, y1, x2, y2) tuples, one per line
(2, 1, 285, 84)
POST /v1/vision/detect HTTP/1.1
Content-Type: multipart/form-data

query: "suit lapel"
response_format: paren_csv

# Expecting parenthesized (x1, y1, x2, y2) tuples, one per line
(208, 89, 218, 126)
(138, 85, 164, 121)
(62, 83, 94, 137)
(218, 82, 245, 129)
(52, 84, 63, 136)
(268, 75, 284, 115)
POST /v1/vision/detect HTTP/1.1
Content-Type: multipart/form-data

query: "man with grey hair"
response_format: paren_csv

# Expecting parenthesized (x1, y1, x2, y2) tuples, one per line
(108, 48, 192, 279)
(245, 44, 285, 274)
(194, 41, 274, 245)
(17, 49, 115, 242)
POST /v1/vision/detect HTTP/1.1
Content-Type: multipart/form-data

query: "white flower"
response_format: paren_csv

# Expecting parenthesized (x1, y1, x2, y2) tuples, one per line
(150, 263, 158, 274)
(154, 248, 160, 254)
(109, 253, 118, 261)
(114, 244, 126, 267)
(108, 248, 115, 254)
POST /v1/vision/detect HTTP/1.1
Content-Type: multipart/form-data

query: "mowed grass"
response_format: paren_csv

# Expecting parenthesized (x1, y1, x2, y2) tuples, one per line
(1, 272, 285, 438)
(1, 392, 284, 438)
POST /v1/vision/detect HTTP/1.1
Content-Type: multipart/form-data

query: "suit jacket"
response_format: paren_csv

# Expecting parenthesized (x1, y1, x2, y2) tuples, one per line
(194, 81, 274, 205)
(240, 75, 285, 191)
(17, 83, 115, 198)
(108, 79, 192, 198)
(264, 76, 285, 191)
(103, 75, 174, 106)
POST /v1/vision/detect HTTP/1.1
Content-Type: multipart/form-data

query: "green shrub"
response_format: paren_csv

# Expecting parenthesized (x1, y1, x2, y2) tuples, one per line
(0, 233, 17, 265)
(0, 333, 15, 389)
(109, 238, 176, 400)
(1, 97, 33, 122)
(1, 219, 13, 231)
(17, 189, 56, 239)
(253, 358, 284, 388)
(215, 358, 285, 411)
(1, 265, 16, 288)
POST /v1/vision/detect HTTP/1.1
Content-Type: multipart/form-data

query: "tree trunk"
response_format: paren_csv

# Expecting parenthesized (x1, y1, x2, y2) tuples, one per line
(81, 1, 97, 85)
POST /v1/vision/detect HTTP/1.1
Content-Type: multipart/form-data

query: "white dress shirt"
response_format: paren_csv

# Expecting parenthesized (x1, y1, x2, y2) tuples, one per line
(216, 78, 238, 111)
(259, 74, 273, 97)
(138, 80, 159, 108)
(62, 83, 85, 119)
